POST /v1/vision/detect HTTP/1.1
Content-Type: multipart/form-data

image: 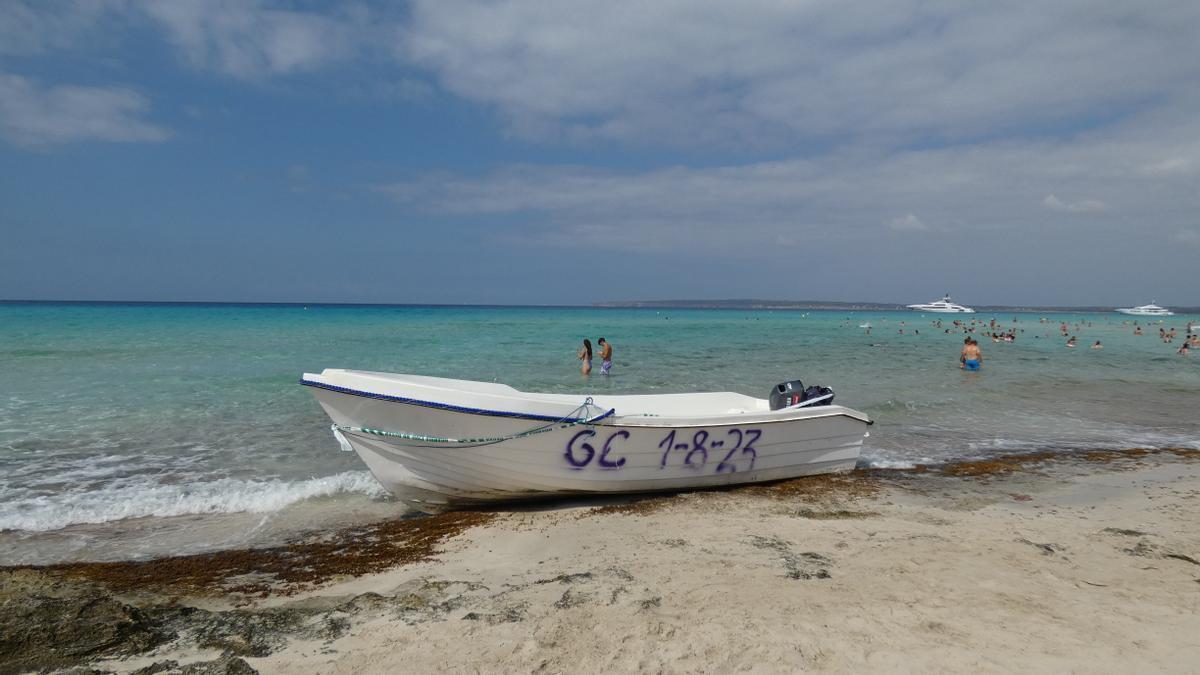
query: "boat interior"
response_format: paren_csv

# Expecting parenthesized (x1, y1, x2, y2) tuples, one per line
(304, 369, 792, 420)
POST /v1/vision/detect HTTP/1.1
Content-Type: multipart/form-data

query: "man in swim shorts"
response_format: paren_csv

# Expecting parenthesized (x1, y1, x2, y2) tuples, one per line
(961, 337, 983, 370)
(597, 337, 613, 374)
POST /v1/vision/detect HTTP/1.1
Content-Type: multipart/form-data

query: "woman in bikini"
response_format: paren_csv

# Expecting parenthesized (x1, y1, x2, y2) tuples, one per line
(577, 338, 593, 375)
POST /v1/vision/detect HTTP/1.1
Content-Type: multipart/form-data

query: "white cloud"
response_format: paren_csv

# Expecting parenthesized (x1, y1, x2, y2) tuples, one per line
(887, 214, 928, 232)
(402, 0, 1200, 148)
(376, 99, 1200, 256)
(139, 0, 370, 78)
(0, 72, 169, 146)
(1042, 194, 1108, 214)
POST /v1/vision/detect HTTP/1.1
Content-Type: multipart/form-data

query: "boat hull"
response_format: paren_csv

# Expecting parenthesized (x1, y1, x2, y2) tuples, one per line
(306, 381, 871, 511)
(906, 305, 975, 313)
(1115, 309, 1173, 316)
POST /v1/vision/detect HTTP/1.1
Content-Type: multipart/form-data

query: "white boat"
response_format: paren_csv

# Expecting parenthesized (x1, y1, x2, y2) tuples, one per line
(906, 294, 975, 313)
(1115, 303, 1174, 316)
(302, 369, 873, 511)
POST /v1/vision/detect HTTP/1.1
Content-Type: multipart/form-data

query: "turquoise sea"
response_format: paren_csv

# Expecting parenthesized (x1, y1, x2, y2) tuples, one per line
(2, 302, 1197, 564)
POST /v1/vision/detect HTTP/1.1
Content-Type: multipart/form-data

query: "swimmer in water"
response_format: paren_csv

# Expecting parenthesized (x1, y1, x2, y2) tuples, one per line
(960, 337, 983, 371)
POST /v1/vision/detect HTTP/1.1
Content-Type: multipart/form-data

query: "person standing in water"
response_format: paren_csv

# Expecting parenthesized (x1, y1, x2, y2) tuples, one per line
(597, 337, 613, 375)
(960, 337, 983, 370)
(577, 339, 593, 375)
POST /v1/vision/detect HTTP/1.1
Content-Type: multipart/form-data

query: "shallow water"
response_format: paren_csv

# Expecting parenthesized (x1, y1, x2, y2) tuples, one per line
(1, 302, 1197, 563)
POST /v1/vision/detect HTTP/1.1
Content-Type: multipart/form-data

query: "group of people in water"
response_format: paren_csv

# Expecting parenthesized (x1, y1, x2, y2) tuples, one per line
(576, 337, 614, 375)
(949, 316, 1197, 370)
(1128, 319, 1197, 355)
(573, 316, 1194, 377)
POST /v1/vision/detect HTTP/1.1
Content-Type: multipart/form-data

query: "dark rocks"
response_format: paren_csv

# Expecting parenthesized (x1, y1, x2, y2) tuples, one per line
(186, 608, 308, 657)
(132, 654, 260, 675)
(179, 654, 258, 675)
(0, 589, 171, 672)
(337, 591, 391, 614)
(132, 661, 182, 675)
(0, 569, 359, 673)
(150, 604, 350, 658)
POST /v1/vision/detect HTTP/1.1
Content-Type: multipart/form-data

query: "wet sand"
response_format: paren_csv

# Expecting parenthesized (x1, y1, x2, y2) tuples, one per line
(3, 448, 1199, 674)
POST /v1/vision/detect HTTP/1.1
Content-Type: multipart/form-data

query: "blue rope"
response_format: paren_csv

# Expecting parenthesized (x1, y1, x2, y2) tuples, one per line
(333, 398, 616, 449)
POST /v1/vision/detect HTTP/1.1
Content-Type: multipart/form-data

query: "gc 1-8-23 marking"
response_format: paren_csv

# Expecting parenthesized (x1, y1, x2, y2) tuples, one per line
(564, 427, 761, 474)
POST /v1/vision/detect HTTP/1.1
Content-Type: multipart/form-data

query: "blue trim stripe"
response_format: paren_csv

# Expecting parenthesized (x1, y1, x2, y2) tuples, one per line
(300, 379, 597, 423)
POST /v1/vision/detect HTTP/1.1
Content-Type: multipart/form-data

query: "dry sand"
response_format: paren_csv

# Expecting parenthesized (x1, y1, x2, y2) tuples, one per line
(7, 450, 1200, 674)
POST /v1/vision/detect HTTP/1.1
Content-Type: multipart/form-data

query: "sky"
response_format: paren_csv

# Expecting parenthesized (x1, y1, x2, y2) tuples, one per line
(1, 1, 1198, 307)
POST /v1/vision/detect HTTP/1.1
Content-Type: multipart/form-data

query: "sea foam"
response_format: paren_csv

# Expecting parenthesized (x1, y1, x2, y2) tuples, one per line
(0, 471, 389, 533)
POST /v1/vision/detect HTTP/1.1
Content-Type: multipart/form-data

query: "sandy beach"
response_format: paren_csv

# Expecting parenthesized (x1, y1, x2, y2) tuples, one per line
(4, 448, 1199, 674)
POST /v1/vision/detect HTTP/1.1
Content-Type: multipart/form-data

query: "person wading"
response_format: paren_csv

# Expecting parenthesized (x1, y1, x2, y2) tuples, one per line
(577, 339, 593, 375)
(960, 337, 983, 371)
(597, 337, 613, 375)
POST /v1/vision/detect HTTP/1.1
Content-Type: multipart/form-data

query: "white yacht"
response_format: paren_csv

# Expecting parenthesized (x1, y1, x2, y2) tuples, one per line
(1115, 303, 1173, 317)
(906, 294, 975, 313)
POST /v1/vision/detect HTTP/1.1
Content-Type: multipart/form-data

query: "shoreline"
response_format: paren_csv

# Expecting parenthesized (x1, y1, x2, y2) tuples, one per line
(3, 447, 1199, 673)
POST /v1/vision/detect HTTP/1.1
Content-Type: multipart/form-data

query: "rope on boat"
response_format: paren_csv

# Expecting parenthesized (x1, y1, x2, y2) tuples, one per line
(331, 398, 615, 449)
(783, 393, 833, 408)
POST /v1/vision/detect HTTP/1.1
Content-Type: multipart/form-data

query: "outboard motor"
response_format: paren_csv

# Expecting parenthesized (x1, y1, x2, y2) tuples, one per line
(769, 380, 836, 409)
(769, 380, 805, 410)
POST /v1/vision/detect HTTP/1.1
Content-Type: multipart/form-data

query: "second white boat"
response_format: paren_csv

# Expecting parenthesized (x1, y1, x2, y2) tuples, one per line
(303, 369, 873, 511)
(1115, 303, 1173, 316)
(906, 294, 975, 313)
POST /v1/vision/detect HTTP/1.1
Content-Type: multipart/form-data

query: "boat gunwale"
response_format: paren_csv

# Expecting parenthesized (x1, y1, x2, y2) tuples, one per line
(300, 379, 589, 422)
(300, 378, 874, 427)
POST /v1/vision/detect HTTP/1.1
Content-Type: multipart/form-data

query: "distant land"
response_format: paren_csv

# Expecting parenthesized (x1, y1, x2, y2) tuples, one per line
(1, 299, 1196, 314)
(594, 299, 1200, 314)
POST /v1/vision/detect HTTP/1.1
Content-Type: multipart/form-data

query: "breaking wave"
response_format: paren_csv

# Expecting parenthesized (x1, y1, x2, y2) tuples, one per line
(0, 471, 389, 533)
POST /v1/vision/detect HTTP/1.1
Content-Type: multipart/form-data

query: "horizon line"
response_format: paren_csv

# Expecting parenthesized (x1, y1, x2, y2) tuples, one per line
(3, 298, 1198, 313)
